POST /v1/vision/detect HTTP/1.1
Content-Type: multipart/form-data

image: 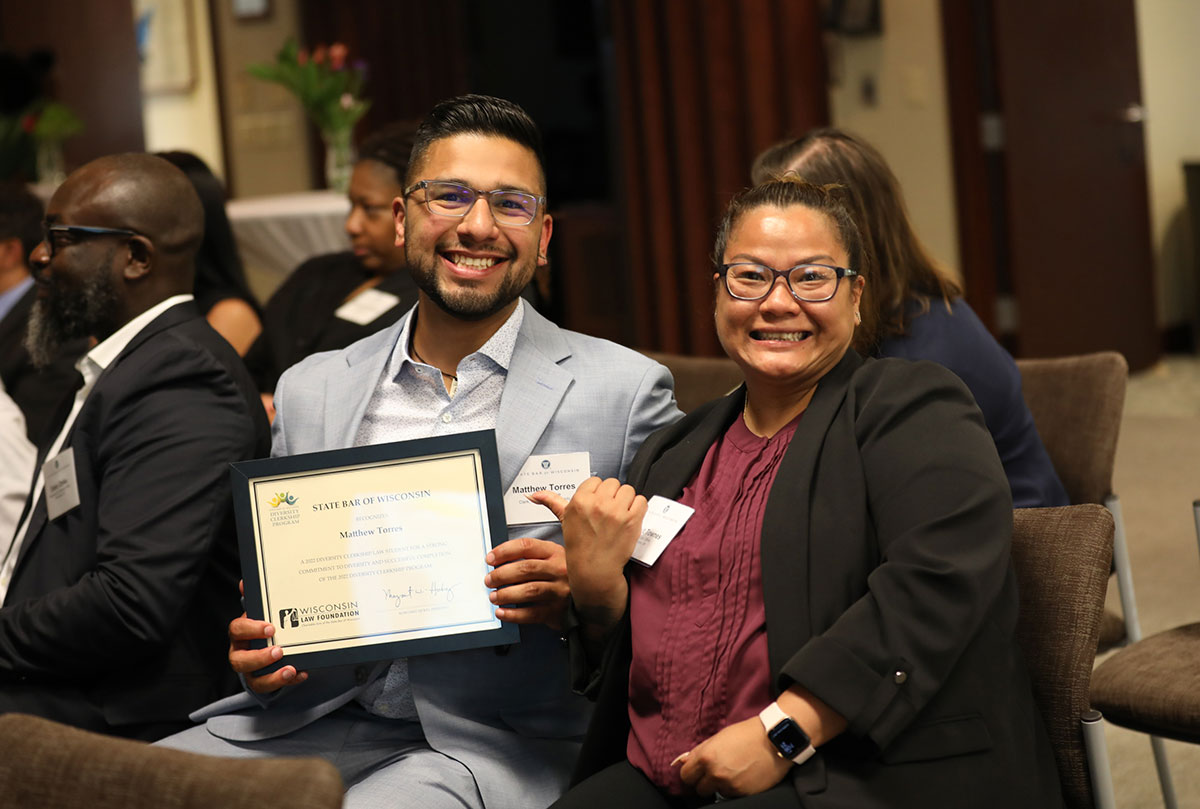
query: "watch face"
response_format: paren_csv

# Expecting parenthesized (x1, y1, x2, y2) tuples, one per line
(768, 717, 810, 758)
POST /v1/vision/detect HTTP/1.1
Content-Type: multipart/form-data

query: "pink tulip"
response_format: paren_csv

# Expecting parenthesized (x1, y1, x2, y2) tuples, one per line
(330, 43, 348, 70)
(312, 45, 328, 65)
(297, 48, 309, 66)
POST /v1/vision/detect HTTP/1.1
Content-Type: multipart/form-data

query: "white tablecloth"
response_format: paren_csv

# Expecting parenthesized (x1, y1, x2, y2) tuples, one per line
(227, 190, 350, 302)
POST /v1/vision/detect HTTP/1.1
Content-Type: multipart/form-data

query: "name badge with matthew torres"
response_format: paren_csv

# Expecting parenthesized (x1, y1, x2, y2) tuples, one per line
(502, 452, 590, 525)
(230, 430, 517, 672)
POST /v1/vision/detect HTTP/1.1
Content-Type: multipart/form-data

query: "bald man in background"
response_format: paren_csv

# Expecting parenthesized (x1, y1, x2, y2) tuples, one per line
(0, 154, 270, 739)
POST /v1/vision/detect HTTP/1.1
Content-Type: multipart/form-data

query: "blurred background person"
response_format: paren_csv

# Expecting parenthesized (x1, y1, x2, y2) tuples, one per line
(752, 129, 1067, 509)
(0, 181, 84, 444)
(242, 122, 419, 417)
(157, 151, 263, 356)
(0, 379, 33, 545)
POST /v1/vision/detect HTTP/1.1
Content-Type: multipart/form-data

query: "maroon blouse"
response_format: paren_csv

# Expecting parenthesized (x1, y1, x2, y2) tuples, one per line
(627, 412, 801, 793)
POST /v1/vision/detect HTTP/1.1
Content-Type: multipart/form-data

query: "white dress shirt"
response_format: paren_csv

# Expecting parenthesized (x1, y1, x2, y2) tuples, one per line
(355, 302, 523, 720)
(0, 379, 35, 555)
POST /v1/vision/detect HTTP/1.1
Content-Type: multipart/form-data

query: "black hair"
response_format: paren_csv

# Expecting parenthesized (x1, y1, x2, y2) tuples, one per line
(357, 121, 418, 186)
(406, 94, 546, 192)
(155, 151, 260, 316)
(0, 181, 45, 260)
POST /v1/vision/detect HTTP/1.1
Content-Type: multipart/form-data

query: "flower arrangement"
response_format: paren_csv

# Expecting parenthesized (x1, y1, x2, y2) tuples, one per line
(248, 39, 370, 136)
(24, 101, 84, 143)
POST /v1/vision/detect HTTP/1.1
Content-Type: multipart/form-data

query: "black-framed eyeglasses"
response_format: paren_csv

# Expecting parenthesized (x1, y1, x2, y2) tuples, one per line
(404, 180, 545, 226)
(42, 224, 140, 258)
(717, 262, 858, 303)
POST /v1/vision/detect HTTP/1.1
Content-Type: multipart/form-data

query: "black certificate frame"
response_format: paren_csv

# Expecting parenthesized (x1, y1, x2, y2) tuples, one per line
(230, 429, 518, 672)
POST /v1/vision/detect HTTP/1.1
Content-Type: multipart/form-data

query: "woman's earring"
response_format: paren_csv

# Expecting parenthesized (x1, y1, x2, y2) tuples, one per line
(854, 310, 861, 324)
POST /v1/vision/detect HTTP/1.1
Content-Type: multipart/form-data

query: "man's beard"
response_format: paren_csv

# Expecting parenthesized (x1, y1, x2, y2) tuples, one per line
(24, 270, 120, 368)
(407, 248, 532, 323)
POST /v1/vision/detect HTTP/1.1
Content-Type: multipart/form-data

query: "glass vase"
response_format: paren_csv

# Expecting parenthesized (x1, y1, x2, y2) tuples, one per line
(36, 138, 67, 188)
(322, 127, 354, 193)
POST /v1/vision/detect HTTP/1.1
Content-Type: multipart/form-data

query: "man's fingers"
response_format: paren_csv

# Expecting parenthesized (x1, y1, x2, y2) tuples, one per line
(229, 614, 274, 643)
(526, 489, 569, 520)
(494, 603, 562, 628)
(485, 554, 565, 588)
(489, 578, 568, 606)
(487, 537, 561, 566)
(246, 666, 309, 693)
(230, 643, 283, 674)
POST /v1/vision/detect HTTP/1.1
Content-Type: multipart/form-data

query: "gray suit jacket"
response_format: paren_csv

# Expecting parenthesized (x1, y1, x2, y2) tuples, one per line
(192, 301, 681, 808)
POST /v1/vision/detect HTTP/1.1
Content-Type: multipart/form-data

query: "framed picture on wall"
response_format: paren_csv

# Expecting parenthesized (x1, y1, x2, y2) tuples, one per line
(232, 0, 272, 20)
(133, 0, 197, 95)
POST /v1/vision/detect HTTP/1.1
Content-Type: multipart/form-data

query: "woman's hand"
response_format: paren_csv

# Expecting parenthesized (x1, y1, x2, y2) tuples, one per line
(528, 477, 647, 634)
(678, 686, 846, 799)
(677, 716, 792, 799)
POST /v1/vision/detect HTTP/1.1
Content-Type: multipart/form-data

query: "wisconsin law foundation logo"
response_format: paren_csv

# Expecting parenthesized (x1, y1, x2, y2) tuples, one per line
(279, 607, 300, 628)
(266, 490, 301, 527)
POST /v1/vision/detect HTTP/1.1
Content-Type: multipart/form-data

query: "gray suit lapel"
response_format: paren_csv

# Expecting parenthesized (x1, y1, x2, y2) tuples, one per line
(494, 304, 573, 490)
(324, 315, 409, 450)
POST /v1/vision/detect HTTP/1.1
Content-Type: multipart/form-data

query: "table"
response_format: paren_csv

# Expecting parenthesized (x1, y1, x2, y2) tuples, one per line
(227, 190, 350, 302)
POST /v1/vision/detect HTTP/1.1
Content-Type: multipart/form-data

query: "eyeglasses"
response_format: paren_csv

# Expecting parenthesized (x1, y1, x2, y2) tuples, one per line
(42, 224, 139, 258)
(717, 262, 858, 303)
(404, 180, 544, 226)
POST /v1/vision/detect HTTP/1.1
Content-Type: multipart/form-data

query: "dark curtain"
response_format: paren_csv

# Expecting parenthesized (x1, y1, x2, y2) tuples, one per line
(298, 1, 469, 161)
(610, 0, 828, 354)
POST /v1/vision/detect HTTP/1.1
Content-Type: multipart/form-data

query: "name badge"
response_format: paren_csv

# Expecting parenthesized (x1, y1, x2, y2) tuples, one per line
(503, 452, 591, 525)
(43, 446, 81, 521)
(335, 288, 401, 325)
(630, 496, 694, 566)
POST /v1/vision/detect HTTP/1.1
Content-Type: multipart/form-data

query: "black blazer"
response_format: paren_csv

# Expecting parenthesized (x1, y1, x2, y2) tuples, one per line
(0, 302, 271, 729)
(0, 285, 86, 444)
(573, 351, 1064, 808)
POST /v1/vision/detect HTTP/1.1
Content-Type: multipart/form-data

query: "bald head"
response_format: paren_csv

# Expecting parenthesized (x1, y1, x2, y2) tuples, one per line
(54, 153, 204, 274)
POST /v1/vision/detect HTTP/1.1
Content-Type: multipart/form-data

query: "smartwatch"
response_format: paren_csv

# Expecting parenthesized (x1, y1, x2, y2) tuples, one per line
(758, 702, 817, 765)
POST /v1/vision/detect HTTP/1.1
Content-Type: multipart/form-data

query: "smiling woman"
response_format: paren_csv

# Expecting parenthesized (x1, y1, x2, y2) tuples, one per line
(546, 177, 1065, 808)
(711, 183, 864, 437)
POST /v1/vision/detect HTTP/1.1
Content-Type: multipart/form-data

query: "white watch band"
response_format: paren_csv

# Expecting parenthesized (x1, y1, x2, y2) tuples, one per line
(758, 702, 817, 765)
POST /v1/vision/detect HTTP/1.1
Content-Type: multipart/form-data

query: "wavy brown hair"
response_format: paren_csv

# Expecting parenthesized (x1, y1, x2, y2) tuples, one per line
(752, 128, 960, 353)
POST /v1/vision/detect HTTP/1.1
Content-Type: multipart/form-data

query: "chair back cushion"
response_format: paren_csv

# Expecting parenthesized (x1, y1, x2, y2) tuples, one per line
(0, 713, 344, 809)
(1010, 505, 1114, 809)
(1016, 352, 1126, 505)
(641, 351, 744, 414)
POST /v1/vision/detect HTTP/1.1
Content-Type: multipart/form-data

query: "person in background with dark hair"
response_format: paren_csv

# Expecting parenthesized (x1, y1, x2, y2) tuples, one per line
(241, 122, 419, 417)
(0, 181, 85, 444)
(157, 151, 263, 356)
(158, 94, 679, 809)
(752, 129, 1067, 508)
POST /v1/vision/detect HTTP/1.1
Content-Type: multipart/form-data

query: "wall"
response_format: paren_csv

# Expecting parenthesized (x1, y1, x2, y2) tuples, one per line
(209, 0, 313, 197)
(140, 0, 225, 177)
(826, 0, 961, 280)
(1134, 0, 1200, 331)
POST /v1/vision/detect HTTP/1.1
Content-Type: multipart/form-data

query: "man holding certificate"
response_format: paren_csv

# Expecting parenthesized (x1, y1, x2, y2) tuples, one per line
(161, 95, 681, 809)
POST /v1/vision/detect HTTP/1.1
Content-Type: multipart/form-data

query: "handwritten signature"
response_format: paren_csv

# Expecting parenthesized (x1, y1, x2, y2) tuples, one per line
(383, 581, 460, 607)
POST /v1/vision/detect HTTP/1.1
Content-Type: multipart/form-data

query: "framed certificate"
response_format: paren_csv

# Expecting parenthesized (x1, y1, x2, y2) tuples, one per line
(230, 430, 518, 671)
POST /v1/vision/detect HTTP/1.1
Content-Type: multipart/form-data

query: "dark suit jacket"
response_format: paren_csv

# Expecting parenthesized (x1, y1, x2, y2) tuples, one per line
(0, 302, 271, 729)
(572, 351, 1064, 808)
(0, 285, 86, 445)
